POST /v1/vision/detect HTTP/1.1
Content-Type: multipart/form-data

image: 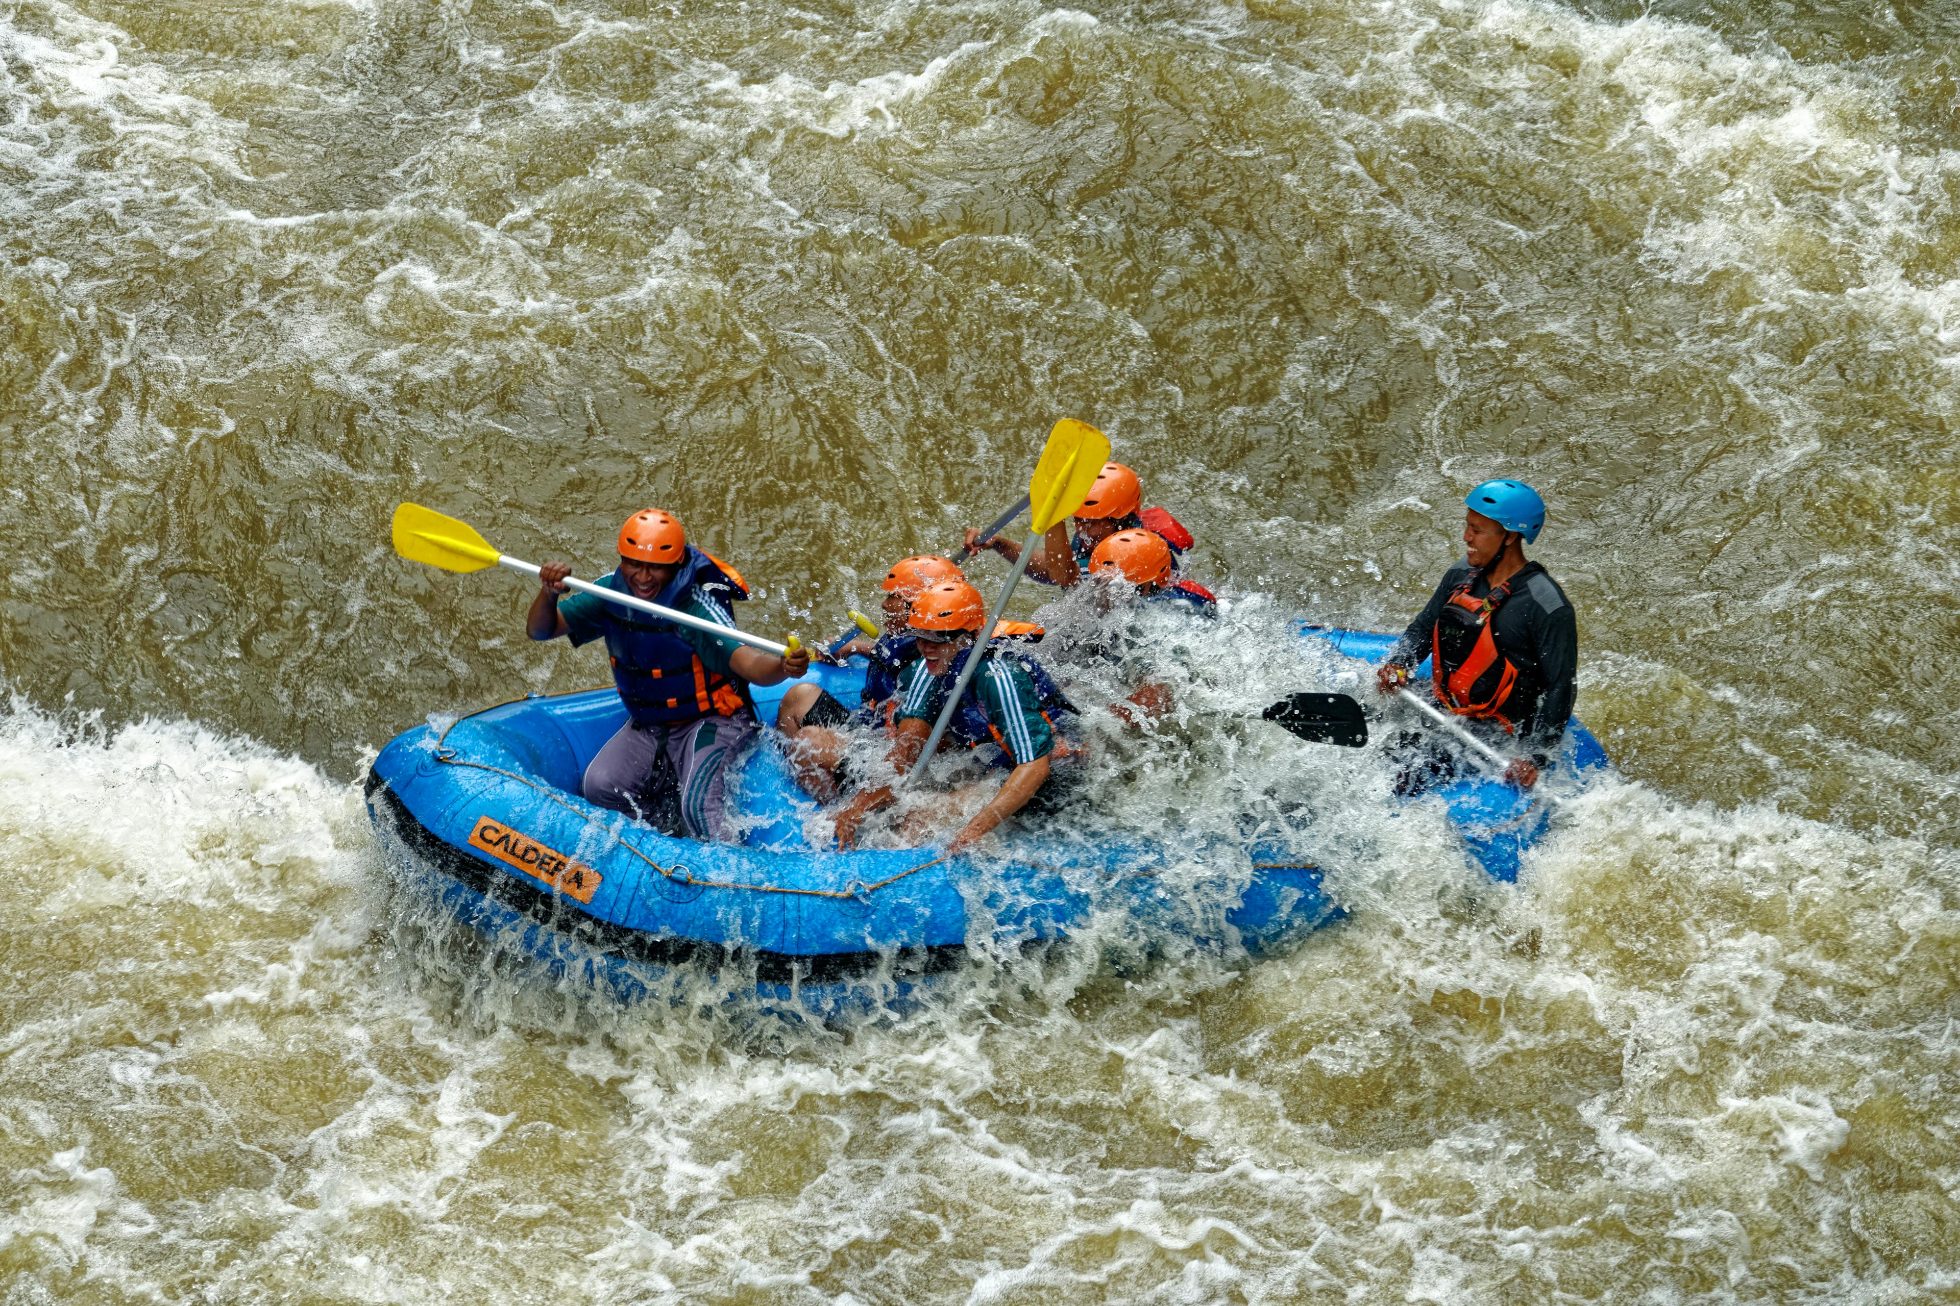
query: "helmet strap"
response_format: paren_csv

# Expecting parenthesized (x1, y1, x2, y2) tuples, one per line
(1486, 532, 1527, 582)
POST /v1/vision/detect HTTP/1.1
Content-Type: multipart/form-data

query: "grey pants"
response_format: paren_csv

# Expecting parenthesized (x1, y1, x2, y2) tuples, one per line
(581, 711, 758, 840)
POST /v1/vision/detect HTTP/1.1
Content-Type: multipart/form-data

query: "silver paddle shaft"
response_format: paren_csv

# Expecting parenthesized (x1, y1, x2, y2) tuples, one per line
(905, 528, 1039, 788)
(1397, 687, 1559, 808)
(501, 556, 792, 655)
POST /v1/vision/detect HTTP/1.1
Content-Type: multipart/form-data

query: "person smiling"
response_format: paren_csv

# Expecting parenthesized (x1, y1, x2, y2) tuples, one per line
(529, 509, 809, 836)
(1374, 480, 1576, 794)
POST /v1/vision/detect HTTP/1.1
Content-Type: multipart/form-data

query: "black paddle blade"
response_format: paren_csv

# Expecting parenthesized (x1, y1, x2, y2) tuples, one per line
(1262, 693, 1369, 747)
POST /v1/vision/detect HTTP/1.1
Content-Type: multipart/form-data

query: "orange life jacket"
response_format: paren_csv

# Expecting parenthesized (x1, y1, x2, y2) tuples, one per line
(1431, 574, 1523, 728)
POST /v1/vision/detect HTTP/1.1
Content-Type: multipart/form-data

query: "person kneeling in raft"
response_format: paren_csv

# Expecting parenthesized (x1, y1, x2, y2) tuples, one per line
(529, 509, 810, 837)
(964, 461, 1195, 588)
(774, 554, 966, 802)
(832, 580, 1078, 854)
(1081, 527, 1218, 725)
(1374, 479, 1575, 795)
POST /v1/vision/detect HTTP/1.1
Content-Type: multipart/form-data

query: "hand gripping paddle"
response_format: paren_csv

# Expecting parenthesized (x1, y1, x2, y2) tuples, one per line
(391, 502, 801, 656)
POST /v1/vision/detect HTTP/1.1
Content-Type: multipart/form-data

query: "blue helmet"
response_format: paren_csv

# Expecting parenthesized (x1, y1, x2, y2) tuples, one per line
(1464, 479, 1546, 543)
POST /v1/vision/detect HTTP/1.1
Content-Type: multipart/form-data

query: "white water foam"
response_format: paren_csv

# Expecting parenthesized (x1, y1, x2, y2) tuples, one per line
(6, 0, 1960, 1295)
(3, 634, 1954, 1302)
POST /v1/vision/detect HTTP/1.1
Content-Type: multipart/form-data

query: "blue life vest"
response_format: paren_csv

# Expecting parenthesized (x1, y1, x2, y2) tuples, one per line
(861, 633, 920, 710)
(933, 646, 1077, 766)
(597, 548, 752, 728)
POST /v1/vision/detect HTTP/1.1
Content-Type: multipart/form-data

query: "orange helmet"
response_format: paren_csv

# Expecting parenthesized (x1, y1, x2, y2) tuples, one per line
(618, 509, 685, 564)
(908, 581, 987, 633)
(1075, 462, 1142, 520)
(881, 555, 965, 598)
(1089, 528, 1174, 588)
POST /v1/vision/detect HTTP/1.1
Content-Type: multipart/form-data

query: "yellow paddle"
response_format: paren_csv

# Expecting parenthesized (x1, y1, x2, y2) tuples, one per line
(392, 503, 801, 656)
(906, 419, 1109, 784)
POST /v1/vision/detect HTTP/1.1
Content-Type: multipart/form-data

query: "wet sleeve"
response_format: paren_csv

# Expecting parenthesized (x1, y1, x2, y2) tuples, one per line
(893, 659, 945, 725)
(1388, 568, 1464, 666)
(1523, 601, 1579, 765)
(977, 659, 1054, 765)
(556, 590, 609, 648)
(678, 592, 742, 678)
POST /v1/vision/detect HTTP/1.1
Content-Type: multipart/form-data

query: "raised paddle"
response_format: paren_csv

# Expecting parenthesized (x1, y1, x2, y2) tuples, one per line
(906, 420, 1110, 786)
(955, 494, 1033, 562)
(392, 502, 801, 657)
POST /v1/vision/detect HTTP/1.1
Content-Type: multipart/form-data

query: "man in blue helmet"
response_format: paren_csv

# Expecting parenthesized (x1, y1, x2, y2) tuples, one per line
(1375, 480, 1576, 793)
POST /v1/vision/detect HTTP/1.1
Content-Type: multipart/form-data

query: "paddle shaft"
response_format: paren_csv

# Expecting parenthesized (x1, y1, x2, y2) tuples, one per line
(1397, 687, 1560, 807)
(954, 494, 1033, 562)
(904, 528, 1038, 788)
(504, 556, 792, 656)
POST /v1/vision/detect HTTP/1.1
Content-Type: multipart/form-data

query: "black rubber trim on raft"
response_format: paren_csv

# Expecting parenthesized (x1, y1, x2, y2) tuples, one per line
(362, 771, 967, 986)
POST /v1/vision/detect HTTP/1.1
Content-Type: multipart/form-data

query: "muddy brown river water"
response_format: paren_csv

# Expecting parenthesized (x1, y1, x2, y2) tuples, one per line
(2, 0, 1957, 1299)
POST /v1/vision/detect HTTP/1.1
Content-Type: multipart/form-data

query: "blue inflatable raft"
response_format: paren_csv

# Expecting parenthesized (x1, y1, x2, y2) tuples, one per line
(363, 624, 1609, 1010)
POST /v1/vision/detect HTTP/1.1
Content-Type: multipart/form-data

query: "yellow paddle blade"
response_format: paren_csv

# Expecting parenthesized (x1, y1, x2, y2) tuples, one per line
(391, 502, 502, 573)
(1028, 418, 1111, 532)
(849, 609, 880, 638)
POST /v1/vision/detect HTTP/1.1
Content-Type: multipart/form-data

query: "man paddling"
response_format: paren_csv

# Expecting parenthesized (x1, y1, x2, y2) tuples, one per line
(1375, 480, 1575, 793)
(832, 580, 1076, 853)
(529, 509, 809, 836)
(963, 462, 1193, 588)
(774, 554, 965, 801)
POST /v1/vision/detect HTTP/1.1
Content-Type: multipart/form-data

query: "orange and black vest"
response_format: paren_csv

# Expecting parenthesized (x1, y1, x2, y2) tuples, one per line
(599, 548, 753, 728)
(1432, 571, 1525, 727)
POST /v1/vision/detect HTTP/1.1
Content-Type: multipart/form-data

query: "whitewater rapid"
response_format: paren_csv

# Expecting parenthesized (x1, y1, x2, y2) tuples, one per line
(5, 0, 1959, 1295)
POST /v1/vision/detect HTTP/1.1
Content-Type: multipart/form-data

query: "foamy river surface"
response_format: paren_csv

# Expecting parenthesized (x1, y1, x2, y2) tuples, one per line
(2, 0, 1957, 1299)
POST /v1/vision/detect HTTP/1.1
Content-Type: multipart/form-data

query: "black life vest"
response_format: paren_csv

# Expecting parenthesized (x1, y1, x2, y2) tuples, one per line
(600, 548, 753, 728)
(1431, 568, 1528, 728)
